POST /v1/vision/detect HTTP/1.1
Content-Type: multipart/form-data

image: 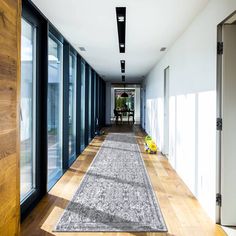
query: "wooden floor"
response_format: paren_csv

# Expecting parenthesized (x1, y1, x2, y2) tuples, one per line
(21, 125, 226, 236)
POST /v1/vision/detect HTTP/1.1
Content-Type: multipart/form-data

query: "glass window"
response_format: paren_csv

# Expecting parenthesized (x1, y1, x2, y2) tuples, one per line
(94, 75, 97, 132)
(88, 68, 92, 141)
(80, 60, 86, 151)
(20, 18, 36, 201)
(47, 35, 63, 189)
(69, 53, 77, 162)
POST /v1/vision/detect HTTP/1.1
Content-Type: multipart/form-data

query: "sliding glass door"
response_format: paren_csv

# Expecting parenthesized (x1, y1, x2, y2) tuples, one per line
(69, 52, 77, 163)
(94, 74, 97, 133)
(80, 60, 86, 151)
(88, 68, 92, 141)
(47, 34, 63, 189)
(20, 18, 36, 202)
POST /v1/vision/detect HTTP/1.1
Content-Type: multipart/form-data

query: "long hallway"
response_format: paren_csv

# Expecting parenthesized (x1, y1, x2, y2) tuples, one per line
(2, 0, 236, 234)
(21, 126, 225, 236)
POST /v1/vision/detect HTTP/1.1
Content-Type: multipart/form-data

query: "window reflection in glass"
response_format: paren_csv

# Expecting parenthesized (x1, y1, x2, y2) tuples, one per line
(47, 35, 63, 189)
(20, 18, 36, 201)
(69, 53, 76, 162)
(80, 61, 86, 151)
(93, 74, 97, 132)
(88, 69, 92, 141)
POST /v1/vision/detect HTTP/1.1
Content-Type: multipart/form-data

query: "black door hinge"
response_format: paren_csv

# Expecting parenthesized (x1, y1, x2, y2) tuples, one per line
(217, 42, 223, 55)
(217, 118, 222, 131)
(216, 193, 222, 206)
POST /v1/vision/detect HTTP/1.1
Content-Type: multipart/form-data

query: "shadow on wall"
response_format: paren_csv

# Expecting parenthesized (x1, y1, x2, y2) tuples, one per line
(146, 90, 216, 220)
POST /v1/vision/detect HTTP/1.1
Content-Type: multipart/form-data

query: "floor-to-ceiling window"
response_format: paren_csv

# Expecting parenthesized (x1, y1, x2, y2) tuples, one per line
(20, 1, 106, 219)
(94, 74, 97, 133)
(20, 18, 36, 201)
(69, 52, 77, 163)
(47, 34, 63, 189)
(96, 76, 100, 127)
(88, 68, 92, 141)
(80, 60, 86, 151)
(90, 70, 95, 137)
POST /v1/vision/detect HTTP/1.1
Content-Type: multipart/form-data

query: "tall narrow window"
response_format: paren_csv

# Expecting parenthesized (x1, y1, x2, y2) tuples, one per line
(69, 53, 77, 163)
(80, 60, 86, 151)
(47, 34, 63, 189)
(88, 68, 92, 141)
(94, 75, 97, 132)
(20, 18, 36, 201)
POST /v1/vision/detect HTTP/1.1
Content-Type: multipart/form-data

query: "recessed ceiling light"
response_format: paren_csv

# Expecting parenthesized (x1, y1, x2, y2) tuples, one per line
(120, 60, 125, 73)
(118, 16, 125, 22)
(160, 47, 167, 52)
(79, 47, 86, 51)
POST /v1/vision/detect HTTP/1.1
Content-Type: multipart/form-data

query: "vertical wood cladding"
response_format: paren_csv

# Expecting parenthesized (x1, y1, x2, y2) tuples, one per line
(0, 0, 21, 235)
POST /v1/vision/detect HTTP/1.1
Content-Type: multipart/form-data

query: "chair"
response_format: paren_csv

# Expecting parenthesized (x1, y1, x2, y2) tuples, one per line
(128, 110, 134, 124)
(114, 109, 122, 124)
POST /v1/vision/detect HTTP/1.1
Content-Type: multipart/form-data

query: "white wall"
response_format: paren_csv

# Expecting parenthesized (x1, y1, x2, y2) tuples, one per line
(144, 0, 236, 221)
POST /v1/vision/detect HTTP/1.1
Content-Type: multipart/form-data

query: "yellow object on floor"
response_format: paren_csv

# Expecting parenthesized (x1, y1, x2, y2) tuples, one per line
(144, 135, 158, 154)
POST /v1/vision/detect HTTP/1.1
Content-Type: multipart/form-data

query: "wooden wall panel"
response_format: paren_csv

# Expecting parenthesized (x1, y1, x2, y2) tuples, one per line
(0, 0, 20, 235)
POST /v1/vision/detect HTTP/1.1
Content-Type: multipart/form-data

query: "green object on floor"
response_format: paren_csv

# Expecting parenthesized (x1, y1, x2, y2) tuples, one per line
(144, 135, 158, 154)
(145, 135, 152, 142)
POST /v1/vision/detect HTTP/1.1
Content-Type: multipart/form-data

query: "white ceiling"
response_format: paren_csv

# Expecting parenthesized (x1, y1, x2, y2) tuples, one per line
(32, 0, 209, 82)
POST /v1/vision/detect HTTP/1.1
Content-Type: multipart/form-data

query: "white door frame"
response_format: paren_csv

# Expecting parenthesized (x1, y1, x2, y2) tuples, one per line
(216, 23, 223, 225)
(163, 66, 170, 156)
(143, 86, 146, 130)
(216, 10, 236, 225)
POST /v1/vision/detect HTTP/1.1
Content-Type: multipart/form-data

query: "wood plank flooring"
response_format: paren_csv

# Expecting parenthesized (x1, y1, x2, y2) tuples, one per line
(21, 125, 226, 236)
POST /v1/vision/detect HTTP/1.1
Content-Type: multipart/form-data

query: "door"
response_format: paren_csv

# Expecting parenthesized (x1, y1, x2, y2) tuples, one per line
(47, 34, 63, 190)
(80, 60, 86, 151)
(163, 67, 170, 155)
(68, 52, 77, 164)
(143, 86, 146, 129)
(20, 18, 36, 202)
(220, 24, 236, 226)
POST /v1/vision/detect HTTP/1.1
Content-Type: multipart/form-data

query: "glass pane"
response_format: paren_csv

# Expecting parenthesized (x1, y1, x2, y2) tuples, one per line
(80, 61, 86, 150)
(93, 74, 97, 132)
(47, 35, 63, 189)
(69, 53, 76, 162)
(20, 18, 36, 201)
(88, 69, 92, 141)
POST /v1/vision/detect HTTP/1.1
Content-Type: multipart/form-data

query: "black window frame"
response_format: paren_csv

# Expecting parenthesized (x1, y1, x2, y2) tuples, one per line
(47, 27, 64, 191)
(21, 1, 48, 220)
(68, 47, 78, 166)
(21, 0, 106, 220)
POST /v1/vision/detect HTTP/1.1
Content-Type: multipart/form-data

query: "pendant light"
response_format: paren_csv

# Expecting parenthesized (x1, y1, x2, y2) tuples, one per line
(121, 83, 128, 97)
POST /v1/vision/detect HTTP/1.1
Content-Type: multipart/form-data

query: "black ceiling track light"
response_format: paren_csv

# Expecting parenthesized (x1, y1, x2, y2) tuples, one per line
(121, 60, 125, 73)
(122, 75, 125, 82)
(116, 7, 126, 53)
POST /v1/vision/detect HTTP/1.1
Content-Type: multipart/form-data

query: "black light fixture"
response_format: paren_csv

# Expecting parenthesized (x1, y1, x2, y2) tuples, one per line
(121, 78, 128, 97)
(121, 60, 125, 73)
(116, 7, 126, 53)
(121, 92, 128, 97)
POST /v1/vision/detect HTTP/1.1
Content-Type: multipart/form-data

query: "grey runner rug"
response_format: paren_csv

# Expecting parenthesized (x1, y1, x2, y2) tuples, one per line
(55, 133, 167, 232)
